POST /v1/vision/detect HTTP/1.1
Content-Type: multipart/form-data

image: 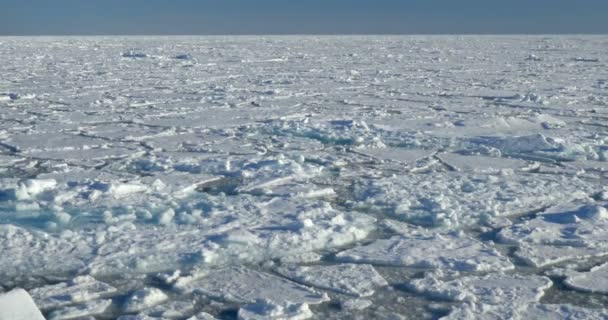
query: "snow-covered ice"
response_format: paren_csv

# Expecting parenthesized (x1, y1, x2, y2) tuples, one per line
(277, 263, 388, 297)
(0, 289, 45, 320)
(0, 35, 607, 318)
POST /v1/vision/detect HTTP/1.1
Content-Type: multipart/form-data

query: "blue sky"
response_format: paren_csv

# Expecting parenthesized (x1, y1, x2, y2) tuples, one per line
(1, 0, 607, 35)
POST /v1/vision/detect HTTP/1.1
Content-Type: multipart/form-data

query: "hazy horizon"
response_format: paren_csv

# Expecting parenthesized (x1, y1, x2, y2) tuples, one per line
(2, 0, 608, 35)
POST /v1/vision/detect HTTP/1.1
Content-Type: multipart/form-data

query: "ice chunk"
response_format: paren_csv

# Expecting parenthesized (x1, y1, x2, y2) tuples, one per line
(498, 202, 608, 267)
(108, 182, 149, 198)
(174, 266, 329, 305)
(47, 299, 112, 320)
(445, 303, 608, 320)
(336, 233, 513, 272)
(278, 264, 388, 297)
(122, 288, 168, 313)
(410, 273, 552, 303)
(564, 263, 608, 294)
(137, 300, 196, 319)
(410, 273, 552, 319)
(187, 312, 219, 320)
(238, 300, 313, 320)
(30, 275, 117, 310)
(0, 289, 45, 320)
(341, 298, 373, 311)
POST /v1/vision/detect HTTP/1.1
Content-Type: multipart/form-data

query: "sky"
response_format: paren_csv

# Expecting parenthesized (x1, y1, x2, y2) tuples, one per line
(1, 0, 607, 35)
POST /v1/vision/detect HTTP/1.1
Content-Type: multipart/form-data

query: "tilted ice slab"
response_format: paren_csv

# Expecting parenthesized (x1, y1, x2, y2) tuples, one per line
(498, 201, 608, 267)
(410, 273, 561, 319)
(409, 273, 552, 305)
(47, 299, 112, 320)
(0, 289, 45, 320)
(564, 263, 608, 294)
(30, 275, 117, 310)
(352, 170, 593, 227)
(444, 302, 608, 320)
(174, 266, 329, 305)
(335, 229, 513, 272)
(277, 264, 388, 297)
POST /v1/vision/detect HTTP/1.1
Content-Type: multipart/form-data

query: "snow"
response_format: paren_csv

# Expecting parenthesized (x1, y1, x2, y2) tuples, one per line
(277, 264, 388, 297)
(0, 289, 45, 320)
(336, 233, 514, 272)
(47, 299, 112, 320)
(498, 201, 608, 267)
(30, 275, 117, 310)
(237, 300, 314, 320)
(122, 288, 169, 313)
(0, 35, 607, 318)
(174, 266, 329, 305)
(564, 263, 608, 294)
(409, 273, 553, 319)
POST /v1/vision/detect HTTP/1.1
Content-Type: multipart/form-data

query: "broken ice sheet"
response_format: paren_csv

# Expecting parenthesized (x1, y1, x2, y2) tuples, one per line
(409, 273, 553, 319)
(498, 201, 608, 267)
(277, 264, 388, 297)
(237, 300, 314, 320)
(351, 170, 594, 227)
(564, 263, 608, 294)
(47, 299, 112, 320)
(122, 287, 169, 313)
(30, 275, 117, 310)
(0, 224, 92, 283)
(335, 232, 513, 272)
(174, 266, 329, 305)
(1, 36, 608, 319)
(444, 302, 608, 320)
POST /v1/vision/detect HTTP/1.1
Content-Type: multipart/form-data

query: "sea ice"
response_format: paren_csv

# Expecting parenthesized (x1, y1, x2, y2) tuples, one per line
(122, 287, 169, 313)
(174, 266, 329, 305)
(30, 275, 117, 310)
(237, 299, 314, 320)
(277, 264, 388, 297)
(498, 201, 608, 267)
(0, 289, 45, 320)
(336, 233, 513, 272)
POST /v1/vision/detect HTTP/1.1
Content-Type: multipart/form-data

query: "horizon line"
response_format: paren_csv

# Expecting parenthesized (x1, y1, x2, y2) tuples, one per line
(1, 32, 608, 37)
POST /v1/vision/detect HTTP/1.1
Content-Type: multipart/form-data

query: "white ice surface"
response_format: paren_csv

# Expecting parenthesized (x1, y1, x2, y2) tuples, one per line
(1, 36, 607, 319)
(410, 273, 553, 319)
(277, 263, 388, 297)
(336, 232, 513, 272)
(30, 275, 117, 310)
(174, 266, 329, 305)
(0, 289, 45, 320)
(498, 201, 608, 267)
(47, 299, 112, 320)
(237, 300, 314, 320)
(564, 263, 608, 294)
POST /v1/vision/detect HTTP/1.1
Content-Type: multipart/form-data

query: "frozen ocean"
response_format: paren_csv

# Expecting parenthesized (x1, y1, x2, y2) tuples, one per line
(0, 35, 607, 319)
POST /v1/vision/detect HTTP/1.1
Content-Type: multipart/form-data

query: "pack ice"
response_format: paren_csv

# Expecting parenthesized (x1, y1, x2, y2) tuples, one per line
(0, 36, 607, 318)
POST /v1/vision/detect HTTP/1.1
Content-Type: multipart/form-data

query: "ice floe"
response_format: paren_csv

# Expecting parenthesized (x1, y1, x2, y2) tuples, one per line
(0, 289, 45, 320)
(174, 266, 329, 304)
(498, 201, 608, 267)
(277, 264, 388, 297)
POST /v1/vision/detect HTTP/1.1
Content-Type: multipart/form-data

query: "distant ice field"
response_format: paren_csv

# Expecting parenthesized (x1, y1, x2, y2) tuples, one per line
(0, 36, 607, 319)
